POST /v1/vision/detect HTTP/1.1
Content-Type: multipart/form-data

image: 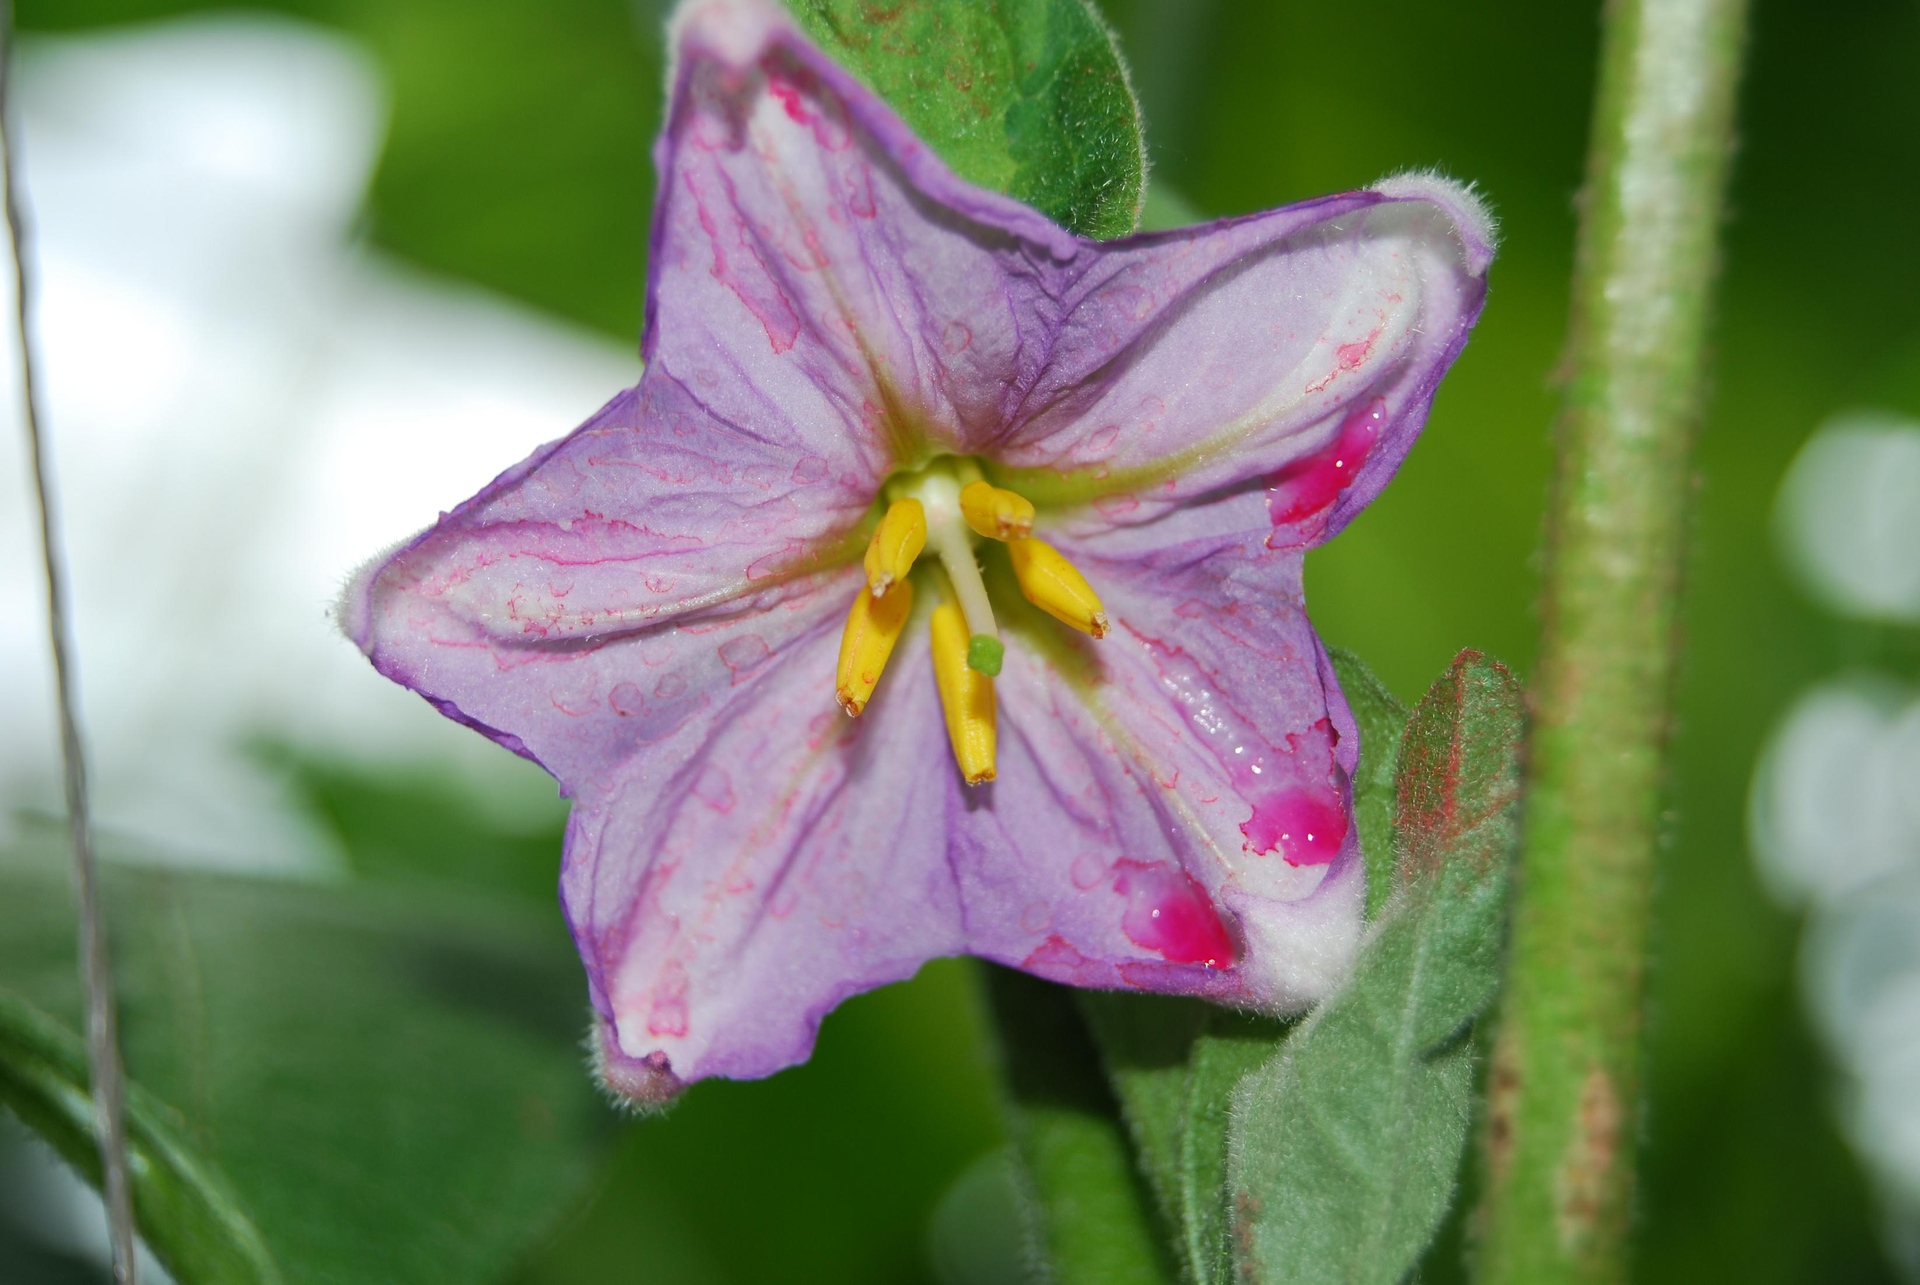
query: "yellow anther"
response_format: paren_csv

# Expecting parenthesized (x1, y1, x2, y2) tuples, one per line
(863, 498, 926, 596)
(930, 600, 996, 783)
(959, 480, 1035, 541)
(836, 579, 913, 716)
(1008, 538, 1109, 638)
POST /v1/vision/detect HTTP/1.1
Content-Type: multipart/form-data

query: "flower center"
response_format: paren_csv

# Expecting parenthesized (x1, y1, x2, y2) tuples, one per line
(833, 457, 1109, 784)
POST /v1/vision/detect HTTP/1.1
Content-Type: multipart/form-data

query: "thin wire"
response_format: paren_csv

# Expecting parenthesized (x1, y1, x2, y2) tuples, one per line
(0, 4, 138, 1280)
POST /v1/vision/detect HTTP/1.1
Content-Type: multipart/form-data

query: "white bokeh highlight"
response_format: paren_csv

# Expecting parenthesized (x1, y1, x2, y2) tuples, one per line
(0, 14, 639, 870)
(1750, 681, 1920, 907)
(1756, 413, 1920, 1278)
(1775, 412, 1920, 624)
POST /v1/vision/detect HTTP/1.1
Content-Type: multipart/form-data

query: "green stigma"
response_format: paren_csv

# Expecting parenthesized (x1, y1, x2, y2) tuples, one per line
(967, 634, 1004, 676)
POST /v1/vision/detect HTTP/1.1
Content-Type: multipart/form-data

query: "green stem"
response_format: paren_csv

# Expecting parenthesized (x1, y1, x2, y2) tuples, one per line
(1473, 1, 1748, 1282)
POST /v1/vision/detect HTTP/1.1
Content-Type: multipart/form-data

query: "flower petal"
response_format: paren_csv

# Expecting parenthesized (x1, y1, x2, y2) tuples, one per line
(653, 0, 1077, 464)
(955, 510, 1367, 1009)
(569, 621, 965, 1089)
(996, 174, 1493, 544)
(358, 500, 961, 1089)
(341, 375, 884, 665)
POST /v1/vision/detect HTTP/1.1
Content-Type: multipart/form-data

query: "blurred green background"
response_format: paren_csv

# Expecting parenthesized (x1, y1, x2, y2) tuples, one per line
(8, 0, 1918, 1280)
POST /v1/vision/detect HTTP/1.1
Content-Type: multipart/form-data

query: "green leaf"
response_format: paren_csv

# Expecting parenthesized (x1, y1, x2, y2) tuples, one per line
(0, 993, 281, 1285)
(780, 0, 1145, 239)
(0, 832, 612, 1285)
(1070, 648, 1406, 1285)
(1076, 995, 1289, 1285)
(1226, 651, 1525, 1285)
(981, 965, 1174, 1285)
(1328, 648, 1411, 922)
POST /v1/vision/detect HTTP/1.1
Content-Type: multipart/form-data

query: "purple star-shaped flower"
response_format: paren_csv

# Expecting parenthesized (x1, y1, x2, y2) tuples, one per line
(342, 0, 1493, 1103)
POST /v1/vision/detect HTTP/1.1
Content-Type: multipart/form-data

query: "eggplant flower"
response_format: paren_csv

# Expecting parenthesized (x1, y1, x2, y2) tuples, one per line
(341, 0, 1493, 1103)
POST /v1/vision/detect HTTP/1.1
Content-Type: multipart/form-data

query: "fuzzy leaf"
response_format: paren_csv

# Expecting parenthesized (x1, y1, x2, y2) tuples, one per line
(1082, 653, 1413, 1283)
(982, 965, 1175, 1285)
(1329, 648, 1411, 921)
(1226, 650, 1525, 1285)
(1073, 648, 1409, 1285)
(0, 833, 611, 1285)
(781, 0, 1145, 238)
(1077, 995, 1289, 1285)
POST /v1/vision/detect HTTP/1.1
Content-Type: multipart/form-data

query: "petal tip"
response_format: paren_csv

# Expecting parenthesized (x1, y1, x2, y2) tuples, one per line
(590, 1018, 686, 1114)
(667, 0, 788, 68)
(333, 536, 407, 655)
(1369, 170, 1499, 277)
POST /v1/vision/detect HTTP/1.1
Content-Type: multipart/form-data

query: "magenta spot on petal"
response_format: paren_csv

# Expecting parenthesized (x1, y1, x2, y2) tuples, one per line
(746, 545, 799, 580)
(1021, 935, 1110, 986)
(1070, 853, 1108, 890)
(843, 162, 876, 216)
(767, 76, 814, 125)
(718, 634, 772, 684)
(693, 766, 735, 813)
(1336, 338, 1374, 369)
(792, 455, 829, 484)
(1243, 787, 1349, 866)
(549, 675, 599, 717)
(1268, 396, 1386, 533)
(654, 672, 688, 699)
(1133, 635, 1353, 864)
(609, 682, 645, 717)
(941, 320, 972, 354)
(646, 961, 690, 1038)
(1107, 283, 1153, 321)
(1094, 492, 1139, 519)
(683, 169, 801, 354)
(1111, 859, 1234, 967)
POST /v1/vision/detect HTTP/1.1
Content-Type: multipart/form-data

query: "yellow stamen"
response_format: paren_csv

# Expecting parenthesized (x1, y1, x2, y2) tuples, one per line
(1008, 538, 1109, 638)
(930, 599, 996, 783)
(959, 480, 1035, 542)
(836, 579, 913, 716)
(863, 498, 926, 596)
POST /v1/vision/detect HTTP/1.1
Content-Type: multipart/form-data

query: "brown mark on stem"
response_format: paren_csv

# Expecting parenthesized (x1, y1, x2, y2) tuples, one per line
(1484, 1032, 1522, 1192)
(1553, 1064, 1623, 1254)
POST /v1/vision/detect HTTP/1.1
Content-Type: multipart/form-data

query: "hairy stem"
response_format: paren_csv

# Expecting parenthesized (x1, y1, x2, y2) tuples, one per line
(0, 4, 139, 1280)
(1473, 1, 1748, 1281)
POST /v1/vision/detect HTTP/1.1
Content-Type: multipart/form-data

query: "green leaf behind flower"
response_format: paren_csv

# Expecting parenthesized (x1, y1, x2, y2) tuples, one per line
(1071, 649, 1408, 1285)
(0, 832, 611, 1285)
(982, 964, 1174, 1285)
(1226, 650, 1525, 1285)
(0, 992, 281, 1285)
(780, 0, 1145, 239)
(1334, 650, 1412, 922)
